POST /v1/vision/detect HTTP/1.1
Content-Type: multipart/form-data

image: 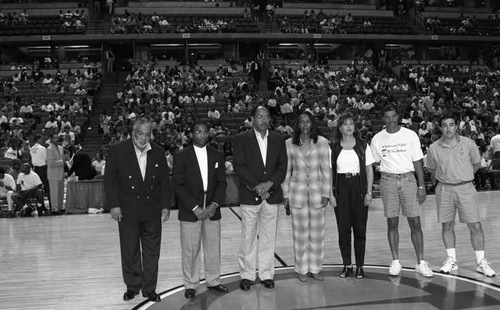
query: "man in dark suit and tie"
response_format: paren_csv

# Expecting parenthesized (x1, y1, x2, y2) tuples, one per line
(233, 105, 287, 291)
(104, 116, 171, 303)
(173, 121, 228, 299)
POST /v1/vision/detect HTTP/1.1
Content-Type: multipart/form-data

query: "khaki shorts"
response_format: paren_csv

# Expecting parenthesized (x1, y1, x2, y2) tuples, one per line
(435, 182, 480, 223)
(380, 172, 420, 218)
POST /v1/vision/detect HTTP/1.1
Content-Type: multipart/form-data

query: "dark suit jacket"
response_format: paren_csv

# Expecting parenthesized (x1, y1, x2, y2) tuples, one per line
(233, 129, 287, 205)
(68, 152, 95, 180)
(173, 145, 226, 222)
(104, 139, 171, 221)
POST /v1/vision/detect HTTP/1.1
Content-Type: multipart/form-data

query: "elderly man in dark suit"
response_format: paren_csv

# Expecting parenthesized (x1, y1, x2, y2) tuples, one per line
(233, 105, 287, 291)
(104, 116, 171, 303)
(173, 121, 228, 300)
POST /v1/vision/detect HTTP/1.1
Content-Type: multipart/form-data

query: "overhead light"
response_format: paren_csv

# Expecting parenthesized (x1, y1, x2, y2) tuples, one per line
(151, 44, 183, 47)
(66, 45, 90, 48)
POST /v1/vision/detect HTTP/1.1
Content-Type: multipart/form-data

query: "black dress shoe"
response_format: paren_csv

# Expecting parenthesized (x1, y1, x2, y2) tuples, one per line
(123, 290, 138, 301)
(239, 279, 253, 291)
(207, 284, 228, 293)
(142, 291, 161, 302)
(355, 267, 365, 279)
(340, 266, 353, 278)
(262, 279, 275, 289)
(184, 289, 196, 299)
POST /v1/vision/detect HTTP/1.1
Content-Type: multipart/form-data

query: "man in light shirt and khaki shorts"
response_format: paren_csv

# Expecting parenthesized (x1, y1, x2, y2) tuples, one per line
(371, 105, 433, 278)
(426, 113, 495, 277)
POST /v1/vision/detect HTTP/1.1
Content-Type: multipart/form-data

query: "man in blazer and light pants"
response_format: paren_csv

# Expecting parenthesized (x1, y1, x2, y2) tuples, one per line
(105, 116, 171, 303)
(46, 133, 64, 215)
(233, 105, 287, 291)
(173, 121, 228, 299)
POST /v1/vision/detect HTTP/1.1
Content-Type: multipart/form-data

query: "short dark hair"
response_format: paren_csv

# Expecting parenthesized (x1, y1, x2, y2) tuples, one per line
(439, 113, 459, 126)
(382, 104, 398, 115)
(190, 121, 209, 133)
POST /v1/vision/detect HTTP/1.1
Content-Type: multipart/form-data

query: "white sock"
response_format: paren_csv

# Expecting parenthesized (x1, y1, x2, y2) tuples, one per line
(393, 259, 400, 264)
(475, 251, 485, 264)
(446, 248, 457, 261)
(420, 260, 427, 265)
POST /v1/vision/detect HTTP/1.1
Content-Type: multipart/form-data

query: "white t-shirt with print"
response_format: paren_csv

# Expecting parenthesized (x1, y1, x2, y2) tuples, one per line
(370, 127, 423, 174)
(17, 172, 42, 191)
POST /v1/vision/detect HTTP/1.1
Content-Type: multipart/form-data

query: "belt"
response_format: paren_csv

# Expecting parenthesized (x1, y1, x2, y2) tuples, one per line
(440, 180, 473, 186)
(381, 172, 414, 178)
(339, 172, 360, 178)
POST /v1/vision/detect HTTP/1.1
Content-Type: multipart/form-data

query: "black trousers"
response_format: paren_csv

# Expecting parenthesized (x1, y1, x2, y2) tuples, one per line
(118, 217, 162, 293)
(334, 174, 368, 267)
(33, 165, 50, 208)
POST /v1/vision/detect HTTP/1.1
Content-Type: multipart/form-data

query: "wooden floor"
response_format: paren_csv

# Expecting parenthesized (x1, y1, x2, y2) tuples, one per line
(1, 191, 499, 310)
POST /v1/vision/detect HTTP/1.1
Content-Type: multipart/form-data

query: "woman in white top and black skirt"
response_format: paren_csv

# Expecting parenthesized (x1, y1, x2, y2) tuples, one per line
(331, 112, 375, 279)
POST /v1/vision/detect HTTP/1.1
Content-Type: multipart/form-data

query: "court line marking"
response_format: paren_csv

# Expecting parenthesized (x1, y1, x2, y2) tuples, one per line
(229, 206, 289, 267)
(133, 264, 500, 310)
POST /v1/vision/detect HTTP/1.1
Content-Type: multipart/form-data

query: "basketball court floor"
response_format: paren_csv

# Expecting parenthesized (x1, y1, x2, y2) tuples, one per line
(1, 191, 499, 310)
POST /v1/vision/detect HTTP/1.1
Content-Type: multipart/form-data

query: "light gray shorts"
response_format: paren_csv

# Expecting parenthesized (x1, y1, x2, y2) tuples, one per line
(435, 182, 480, 223)
(380, 172, 420, 218)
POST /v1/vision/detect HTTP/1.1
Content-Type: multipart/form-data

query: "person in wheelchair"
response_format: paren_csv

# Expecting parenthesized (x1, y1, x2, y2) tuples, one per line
(12, 163, 46, 216)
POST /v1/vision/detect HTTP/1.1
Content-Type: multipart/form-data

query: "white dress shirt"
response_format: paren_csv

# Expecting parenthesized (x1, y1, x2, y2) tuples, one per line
(194, 145, 208, 192)
(134, 142, 151, 180)
(254, 129, 269, 166)
(30, 143, 47, 167)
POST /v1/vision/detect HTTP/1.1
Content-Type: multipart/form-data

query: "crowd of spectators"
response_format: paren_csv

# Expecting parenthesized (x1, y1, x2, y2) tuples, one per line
(109, 11, 163, 34)
(109, 10, 240, 33)
(0, 9, 30, 27)
(0, 64, 102, 165)
(59, 9, 88, 31)
(0, 8, 87, 32)
(96, 61, 256, 161)
(424, 13, 488, 36)
(278, 11, 378, 34)
(108, 11, 241, 34)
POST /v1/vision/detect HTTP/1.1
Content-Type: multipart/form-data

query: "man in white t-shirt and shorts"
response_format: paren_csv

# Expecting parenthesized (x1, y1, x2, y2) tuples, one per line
(371, 104, 433, 278)
(12, 163, 45, 216)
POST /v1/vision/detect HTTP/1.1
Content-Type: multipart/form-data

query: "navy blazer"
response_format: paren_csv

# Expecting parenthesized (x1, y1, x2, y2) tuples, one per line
(232, 129, 287, 205)
(173, 145, 226, 222)
(104, 139, 171, 221)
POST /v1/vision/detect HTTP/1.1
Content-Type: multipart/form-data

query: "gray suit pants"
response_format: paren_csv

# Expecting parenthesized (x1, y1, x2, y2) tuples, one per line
(180, 219, 221, 289)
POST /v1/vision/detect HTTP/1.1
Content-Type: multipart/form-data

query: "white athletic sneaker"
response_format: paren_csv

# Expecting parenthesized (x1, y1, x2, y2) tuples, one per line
(440, 257, 458, 274)
(389, 260, 402, 276)
(476, 259, 496, 277)
(31, 210, 38, 216)
(415, 261, 434, 278)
